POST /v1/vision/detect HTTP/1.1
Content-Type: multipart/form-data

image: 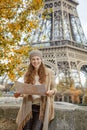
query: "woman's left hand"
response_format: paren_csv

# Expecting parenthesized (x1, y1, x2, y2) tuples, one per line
(46, 90, 55, 96)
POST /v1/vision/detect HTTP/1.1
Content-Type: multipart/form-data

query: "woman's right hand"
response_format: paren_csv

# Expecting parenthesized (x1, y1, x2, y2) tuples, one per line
(14, 93, 20, 98)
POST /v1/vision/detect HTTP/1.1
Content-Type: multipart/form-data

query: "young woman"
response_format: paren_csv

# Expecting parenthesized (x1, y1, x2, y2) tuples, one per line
(14, 49, 57, 130)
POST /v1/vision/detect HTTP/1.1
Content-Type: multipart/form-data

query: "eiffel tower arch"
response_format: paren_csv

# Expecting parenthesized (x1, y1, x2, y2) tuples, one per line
(32, 0, 87, 88)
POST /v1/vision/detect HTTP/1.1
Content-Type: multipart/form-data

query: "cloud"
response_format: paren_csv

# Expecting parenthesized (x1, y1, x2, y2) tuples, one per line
(78, 0, 87, 38)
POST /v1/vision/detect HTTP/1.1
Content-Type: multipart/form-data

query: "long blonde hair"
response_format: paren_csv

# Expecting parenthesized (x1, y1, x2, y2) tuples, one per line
(24, 62, 46, 84)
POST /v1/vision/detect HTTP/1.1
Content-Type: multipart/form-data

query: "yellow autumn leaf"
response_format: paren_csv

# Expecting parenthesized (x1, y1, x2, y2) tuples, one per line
(0, 0, 44, 81)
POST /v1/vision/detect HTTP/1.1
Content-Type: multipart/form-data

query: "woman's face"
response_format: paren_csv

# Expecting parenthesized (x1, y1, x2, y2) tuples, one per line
(30, 56, 42, 70)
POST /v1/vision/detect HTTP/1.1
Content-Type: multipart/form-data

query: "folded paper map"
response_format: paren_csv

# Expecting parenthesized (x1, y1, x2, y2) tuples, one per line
(14, 81, 46, 96)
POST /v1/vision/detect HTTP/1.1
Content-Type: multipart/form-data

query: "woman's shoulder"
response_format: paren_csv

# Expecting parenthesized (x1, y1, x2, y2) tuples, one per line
(45, 67, 53, 74)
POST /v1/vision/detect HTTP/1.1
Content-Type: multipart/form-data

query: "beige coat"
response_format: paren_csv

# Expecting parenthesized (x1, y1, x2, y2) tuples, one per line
(16, 67, 57, 130)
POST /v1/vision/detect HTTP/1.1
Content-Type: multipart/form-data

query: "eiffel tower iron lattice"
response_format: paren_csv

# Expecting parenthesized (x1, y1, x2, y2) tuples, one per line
(32, 0, 87, 88)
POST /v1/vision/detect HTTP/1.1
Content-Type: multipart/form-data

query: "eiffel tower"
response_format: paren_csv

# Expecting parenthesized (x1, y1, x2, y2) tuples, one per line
(32, 0, 87, 88)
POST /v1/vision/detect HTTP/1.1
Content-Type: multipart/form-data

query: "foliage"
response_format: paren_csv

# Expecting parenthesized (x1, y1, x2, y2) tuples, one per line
(57, 78, 74, 92)
(0, 0, 43, 82)
(83, 94, 87, 104)
(0, 91, 2, 97)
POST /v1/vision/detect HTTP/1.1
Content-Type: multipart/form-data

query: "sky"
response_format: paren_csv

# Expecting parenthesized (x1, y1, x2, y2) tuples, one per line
(77, 0, 87, 38)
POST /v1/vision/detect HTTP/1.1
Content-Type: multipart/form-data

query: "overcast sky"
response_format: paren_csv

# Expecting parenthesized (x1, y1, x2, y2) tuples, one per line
(77, 0, 87, 38)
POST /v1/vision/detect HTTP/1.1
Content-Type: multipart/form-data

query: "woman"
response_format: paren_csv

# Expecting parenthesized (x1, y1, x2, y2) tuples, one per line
(14, 49, 57, 130)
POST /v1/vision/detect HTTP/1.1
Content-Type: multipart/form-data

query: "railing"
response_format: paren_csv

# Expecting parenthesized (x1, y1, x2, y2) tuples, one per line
(32, 40, 87, 50)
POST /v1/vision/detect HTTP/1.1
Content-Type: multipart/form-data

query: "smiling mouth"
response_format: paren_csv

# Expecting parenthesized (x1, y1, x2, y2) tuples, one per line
(34, 63, 38, 65)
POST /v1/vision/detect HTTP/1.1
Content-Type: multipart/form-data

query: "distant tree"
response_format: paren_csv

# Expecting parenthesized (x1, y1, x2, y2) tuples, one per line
(0, 0, 43, 82)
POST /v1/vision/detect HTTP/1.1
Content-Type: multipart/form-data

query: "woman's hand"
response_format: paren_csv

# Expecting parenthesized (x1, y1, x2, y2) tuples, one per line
(46, 90, 55, 96)
(14, 93, 20, 98)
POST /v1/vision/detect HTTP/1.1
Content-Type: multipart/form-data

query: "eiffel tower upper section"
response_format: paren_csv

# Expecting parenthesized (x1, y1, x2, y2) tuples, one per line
(32, 0, 87, 49)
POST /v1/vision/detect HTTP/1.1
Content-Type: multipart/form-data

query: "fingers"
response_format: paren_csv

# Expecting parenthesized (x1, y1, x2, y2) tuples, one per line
(46, 90, 54, 96)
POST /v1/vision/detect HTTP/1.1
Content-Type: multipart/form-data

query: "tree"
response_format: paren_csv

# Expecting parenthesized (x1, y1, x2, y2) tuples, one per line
(0, 0, 43, 82)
